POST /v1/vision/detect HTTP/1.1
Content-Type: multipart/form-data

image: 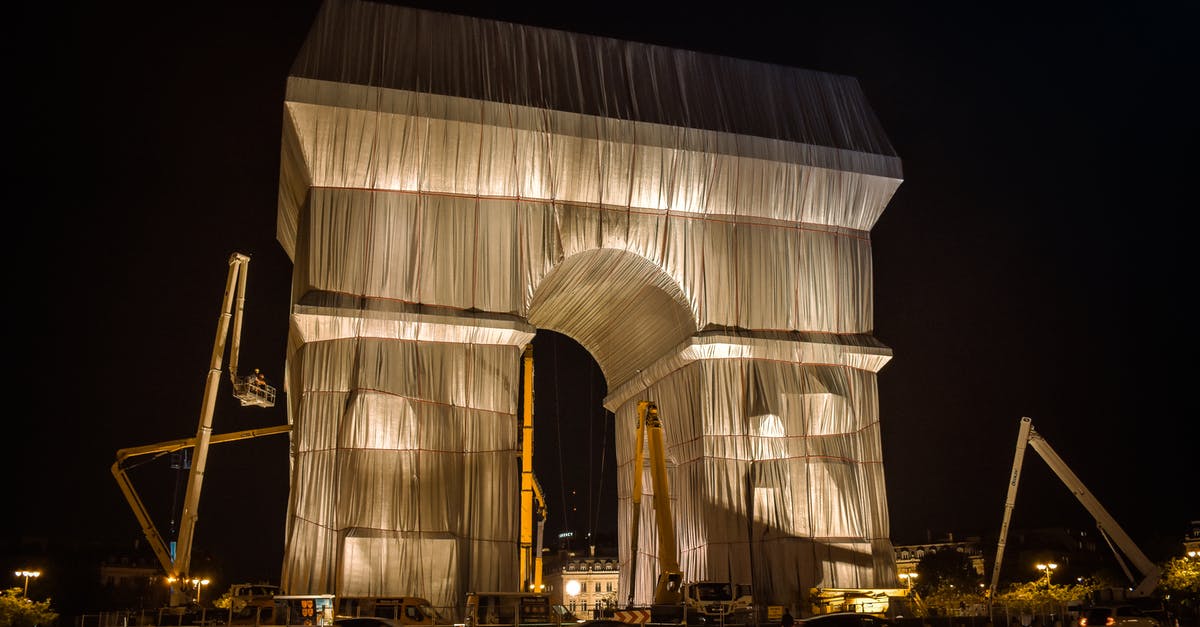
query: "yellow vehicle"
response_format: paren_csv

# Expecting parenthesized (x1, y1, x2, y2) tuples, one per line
(626, 401, 755, 625)
(518, 345, 549, 594)
(465, 592, 561, 627)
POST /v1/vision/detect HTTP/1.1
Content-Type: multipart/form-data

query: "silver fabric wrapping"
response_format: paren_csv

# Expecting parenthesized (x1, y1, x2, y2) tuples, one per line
(277, 0, 902, 616)
(613, 340, 895, 607)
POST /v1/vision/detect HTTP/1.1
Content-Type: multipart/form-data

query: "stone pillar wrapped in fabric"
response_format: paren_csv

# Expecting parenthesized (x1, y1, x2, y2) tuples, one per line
(276, 0, 903, 617)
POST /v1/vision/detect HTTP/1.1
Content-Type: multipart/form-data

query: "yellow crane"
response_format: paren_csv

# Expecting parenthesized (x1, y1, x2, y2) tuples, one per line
(627, 401, 683, 607)
(519, 345, 549, 593)
(111, 252, 286, 606)
(622, 401, 755, 625)
(111, 425, 291, 584)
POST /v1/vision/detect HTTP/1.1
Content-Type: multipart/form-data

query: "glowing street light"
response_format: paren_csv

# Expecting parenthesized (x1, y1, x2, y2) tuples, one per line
(14, 570, 41, 596)
(192, 578, 211, 604)
(1036, 562, 1058, 585)
(898, 572, 918, 590)
(565, 579, 581, 611)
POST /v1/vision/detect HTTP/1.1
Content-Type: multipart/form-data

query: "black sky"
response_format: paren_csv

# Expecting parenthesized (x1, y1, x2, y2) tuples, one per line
(7, 0, 1198, 599)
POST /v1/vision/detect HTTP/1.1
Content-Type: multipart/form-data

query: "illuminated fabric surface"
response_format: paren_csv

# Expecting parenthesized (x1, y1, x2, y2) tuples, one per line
(277, 0, 902, 616)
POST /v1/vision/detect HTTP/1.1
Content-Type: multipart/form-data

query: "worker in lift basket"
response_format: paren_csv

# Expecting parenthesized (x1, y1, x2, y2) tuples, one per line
(253, 368, 266, 387)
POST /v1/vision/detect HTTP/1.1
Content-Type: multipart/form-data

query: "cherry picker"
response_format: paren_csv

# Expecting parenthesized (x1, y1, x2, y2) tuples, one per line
(111, 252, 288, 607)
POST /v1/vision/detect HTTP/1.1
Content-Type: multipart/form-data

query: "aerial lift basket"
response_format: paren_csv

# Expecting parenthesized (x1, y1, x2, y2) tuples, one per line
(232, 375, 276, 407)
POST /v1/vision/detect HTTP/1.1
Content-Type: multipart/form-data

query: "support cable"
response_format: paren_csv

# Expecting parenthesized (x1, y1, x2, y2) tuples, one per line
(552, 335, 570, 531)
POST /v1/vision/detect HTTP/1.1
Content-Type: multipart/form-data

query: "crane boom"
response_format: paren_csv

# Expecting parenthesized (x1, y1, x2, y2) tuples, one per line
(174, 253, 250, 580)
(518, 345, 551, 593)
(989, 417, 1161, 599)
(628, 401, 682, 607)
(112, 252, 278, 606)
(988, 417, 1033, 598)
(532, 477, 547, 593)
(112, 424, 293, 577)
(520, 345, 536, 590)
(625, 402, 754, 624)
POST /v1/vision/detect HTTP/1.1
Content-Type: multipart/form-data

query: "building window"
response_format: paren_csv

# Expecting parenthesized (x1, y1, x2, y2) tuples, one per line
(606, 582, 613, 592)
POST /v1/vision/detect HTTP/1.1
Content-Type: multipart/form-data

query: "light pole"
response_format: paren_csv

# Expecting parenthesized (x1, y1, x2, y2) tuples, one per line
(14, 570, 41, 596)
(1035, 562, 1058, 585)
(192, 578, 211, 604)
(898, 572, 918, 591)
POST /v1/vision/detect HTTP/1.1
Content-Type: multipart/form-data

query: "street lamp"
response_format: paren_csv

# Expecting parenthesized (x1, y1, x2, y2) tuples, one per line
(192, 578, 211, 604)
(14, 570, 41, 596)
(565, 579, 581, 613)
(898, 573, 918, 590)
(1036, 562, 1058, 585)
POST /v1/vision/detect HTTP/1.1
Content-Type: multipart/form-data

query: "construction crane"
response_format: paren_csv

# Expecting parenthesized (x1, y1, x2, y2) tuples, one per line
(627, 400, 683, 608)
(112, 424, 291, 585)
(519, 345, 549, 594)
(988, 417, 1162, 600)
(621, 401, 754, 625)
(111, 252, 284, 606)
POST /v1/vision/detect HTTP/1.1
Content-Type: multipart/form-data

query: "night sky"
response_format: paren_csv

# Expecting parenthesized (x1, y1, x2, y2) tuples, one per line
(7, 0, 1197, 601)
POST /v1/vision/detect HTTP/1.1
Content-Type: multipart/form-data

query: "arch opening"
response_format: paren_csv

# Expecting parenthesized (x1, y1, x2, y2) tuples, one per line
(529, 329, 618, 552)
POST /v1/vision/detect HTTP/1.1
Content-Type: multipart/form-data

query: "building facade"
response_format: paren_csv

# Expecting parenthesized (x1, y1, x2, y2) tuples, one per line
(543, 551, 620, 619)
(893, 537, 986, 578)
(1183, 520, 1200, 557)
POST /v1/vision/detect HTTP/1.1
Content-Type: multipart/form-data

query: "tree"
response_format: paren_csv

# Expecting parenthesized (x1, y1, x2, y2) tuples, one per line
(914, 549, 981, 597)
(918, 583, 987, 617)
(212, 590, 245, 613)
(1157, 556, 1200, 624)
(993, 580, 1096, 622)
(905, 549, 988, 617)
(0, 587, 59, 627)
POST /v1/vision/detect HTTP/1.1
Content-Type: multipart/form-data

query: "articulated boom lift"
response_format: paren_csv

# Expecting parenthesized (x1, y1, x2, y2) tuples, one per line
(989, 417, 1161, 600)
(111, 425, 292, 582)
(623, 401, 753, 625)
(111, 252, 287, 606)
(519, 345, 550, 594)
(627, 401, 684, 608)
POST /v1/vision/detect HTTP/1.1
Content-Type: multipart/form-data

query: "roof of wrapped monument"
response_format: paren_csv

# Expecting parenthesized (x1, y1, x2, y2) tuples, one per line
(291, 0, 899, 173)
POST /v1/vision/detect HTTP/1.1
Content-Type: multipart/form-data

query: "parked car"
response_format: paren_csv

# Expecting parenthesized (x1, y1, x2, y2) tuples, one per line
(800, 613, 892, 627)
(1079, 605, 1160, 627)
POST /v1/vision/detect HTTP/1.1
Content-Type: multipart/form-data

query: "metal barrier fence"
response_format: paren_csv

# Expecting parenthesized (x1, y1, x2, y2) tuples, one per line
(74, 608, 232, 627)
